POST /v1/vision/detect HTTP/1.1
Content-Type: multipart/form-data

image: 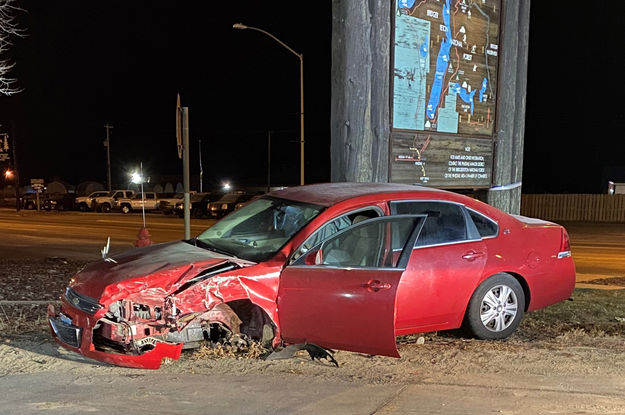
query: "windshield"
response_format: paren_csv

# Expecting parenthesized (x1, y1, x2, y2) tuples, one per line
(196, 196, 324, 263)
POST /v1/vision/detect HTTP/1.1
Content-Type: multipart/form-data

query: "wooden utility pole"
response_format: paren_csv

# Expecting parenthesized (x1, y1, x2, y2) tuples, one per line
(330, 0, 391, 182)
(104, 123, 113, 191)
(475, 1, 531, 214)
(198, 139, 203, 193)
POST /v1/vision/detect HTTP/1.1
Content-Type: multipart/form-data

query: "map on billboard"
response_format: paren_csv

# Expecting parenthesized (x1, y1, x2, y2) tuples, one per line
(392, 0, 500, 136)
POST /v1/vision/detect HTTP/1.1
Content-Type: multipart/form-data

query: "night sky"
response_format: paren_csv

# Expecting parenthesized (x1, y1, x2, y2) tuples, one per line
(0, 1, 622, 193)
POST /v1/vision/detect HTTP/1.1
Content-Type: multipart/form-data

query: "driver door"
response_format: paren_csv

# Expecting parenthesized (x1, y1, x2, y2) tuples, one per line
(277, 215, 425, 357)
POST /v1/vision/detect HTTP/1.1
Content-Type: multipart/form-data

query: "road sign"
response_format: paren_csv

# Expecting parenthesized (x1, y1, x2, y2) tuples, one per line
(31, 178, 44, 192)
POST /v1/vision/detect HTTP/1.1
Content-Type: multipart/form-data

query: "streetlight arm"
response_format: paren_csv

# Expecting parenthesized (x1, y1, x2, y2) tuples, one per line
(233, 23, 302, 59)
(233, 22, 305, 185)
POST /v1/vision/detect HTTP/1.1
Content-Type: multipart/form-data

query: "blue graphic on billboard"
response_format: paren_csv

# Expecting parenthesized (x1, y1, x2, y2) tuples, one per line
(392, 0, 501, 136)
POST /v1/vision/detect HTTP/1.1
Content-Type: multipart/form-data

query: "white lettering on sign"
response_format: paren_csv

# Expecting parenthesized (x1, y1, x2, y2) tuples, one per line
(486, 49, 498, 56)
(440, 24, 448, 32)
(452, 39, 462, 47)
(490, 44, 498, 50)
(463, 53, 473, 61)
(427, 10, 439, 18)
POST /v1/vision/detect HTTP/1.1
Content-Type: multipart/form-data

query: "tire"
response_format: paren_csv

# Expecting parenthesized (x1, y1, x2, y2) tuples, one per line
(121, 204, 131, 214)
(101, 203, 111, 213)
(26, 202, 35, 210)
(462, 273, 525, 340)
(78, 203, 87, 212)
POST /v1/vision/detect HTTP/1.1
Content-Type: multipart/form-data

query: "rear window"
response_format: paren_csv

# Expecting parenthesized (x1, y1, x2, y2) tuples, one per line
(467, 209, 498, 238)
(391, 201, 467, 246)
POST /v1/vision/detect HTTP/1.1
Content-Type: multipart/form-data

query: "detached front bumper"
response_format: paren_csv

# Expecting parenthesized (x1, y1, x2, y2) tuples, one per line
(47, 303, 183, 370)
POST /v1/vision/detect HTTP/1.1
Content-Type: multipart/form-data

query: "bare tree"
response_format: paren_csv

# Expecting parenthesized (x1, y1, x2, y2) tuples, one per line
(0, 0, 24, 96)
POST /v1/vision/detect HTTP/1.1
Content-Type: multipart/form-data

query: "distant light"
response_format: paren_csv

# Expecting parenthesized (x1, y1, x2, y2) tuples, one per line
(233, 23, 248, 30)
(4, 169, 13, 179)
(130, 171, 143, 184)
(223, 182, 231, 191)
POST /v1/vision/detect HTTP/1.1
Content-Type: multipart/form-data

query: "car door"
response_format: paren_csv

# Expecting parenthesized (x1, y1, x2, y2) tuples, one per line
(390, 201, 488, 331)
(277, 215, 425, 357)
(144, 193, 157, 209)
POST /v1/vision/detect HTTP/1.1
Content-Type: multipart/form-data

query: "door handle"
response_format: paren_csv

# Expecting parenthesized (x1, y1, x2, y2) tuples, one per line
(365, 279, 392, 292)
(462, 251, 485, 261)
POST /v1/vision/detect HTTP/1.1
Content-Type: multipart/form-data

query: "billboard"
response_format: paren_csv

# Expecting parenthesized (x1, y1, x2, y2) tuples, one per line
(390, 0, 501, 187)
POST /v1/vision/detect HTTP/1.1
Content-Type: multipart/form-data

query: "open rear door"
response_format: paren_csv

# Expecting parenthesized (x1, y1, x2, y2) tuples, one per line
(277, 215, 424, 357)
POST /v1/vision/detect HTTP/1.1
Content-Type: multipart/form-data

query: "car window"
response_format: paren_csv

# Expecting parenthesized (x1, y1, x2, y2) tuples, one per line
(289, 208, 382, 264)
(391, 201, 467, 246)
(299, 216, 423, 269)
(467, 209, 498, 238)
(196, 196, 324, 263)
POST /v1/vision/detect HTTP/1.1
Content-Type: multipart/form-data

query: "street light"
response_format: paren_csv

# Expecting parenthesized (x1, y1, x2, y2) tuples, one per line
(4, 169, 12, 179)
(233, 22, 305, 186)
(130, 163, 146, 228)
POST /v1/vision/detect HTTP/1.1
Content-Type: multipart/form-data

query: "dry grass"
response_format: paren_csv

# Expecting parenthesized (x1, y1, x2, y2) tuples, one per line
(191, 341, 268, 360)
(513, 288, 625, 349)
(0, 304, 51, 334)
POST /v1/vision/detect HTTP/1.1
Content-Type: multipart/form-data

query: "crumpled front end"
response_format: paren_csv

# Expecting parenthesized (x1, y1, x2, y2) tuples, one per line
(48, 243, 281, 369)
(48, 306, 183, 369)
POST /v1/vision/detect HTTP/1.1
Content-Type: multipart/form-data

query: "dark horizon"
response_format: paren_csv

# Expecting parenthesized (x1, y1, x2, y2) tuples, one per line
(0, 1, 622, 194)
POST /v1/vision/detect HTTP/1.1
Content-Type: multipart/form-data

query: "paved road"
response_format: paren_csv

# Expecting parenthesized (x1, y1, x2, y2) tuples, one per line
(1, 371, 623, 415)
(0, 208, 215, 260)
(560, 221, 625, 287)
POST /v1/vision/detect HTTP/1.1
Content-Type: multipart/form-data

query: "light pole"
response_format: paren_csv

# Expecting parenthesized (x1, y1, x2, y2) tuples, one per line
(233, 23, 305, 186)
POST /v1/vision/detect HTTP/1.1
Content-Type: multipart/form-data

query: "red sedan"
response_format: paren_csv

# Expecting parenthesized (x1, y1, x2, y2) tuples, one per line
(48, 183, 576, 369)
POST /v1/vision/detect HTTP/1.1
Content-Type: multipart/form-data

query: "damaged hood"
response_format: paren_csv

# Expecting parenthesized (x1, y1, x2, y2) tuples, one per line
(70, 240, 255, 304)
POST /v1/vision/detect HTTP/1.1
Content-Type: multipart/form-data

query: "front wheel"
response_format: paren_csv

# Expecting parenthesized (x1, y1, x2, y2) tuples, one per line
(101, 203, 111, 213)
(121, 204, 131, 214)
(462, 273, 525, 340)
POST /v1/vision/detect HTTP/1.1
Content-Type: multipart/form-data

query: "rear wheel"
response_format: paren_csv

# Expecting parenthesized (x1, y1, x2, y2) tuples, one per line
(78, 203, 88, 212)
(121, 204, 131, 214)
(463, 273, 525, 340)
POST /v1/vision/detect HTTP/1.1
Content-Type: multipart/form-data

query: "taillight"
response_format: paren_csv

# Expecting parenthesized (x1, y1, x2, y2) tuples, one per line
(560, 229, 570, 251)
(558, 228, 571, 258)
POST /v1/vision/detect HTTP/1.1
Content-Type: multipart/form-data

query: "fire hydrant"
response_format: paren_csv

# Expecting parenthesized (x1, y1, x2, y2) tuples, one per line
(134, 227, 153, 247)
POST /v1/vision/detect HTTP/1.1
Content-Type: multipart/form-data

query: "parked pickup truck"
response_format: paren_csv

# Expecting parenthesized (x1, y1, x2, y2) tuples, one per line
(92, 190, 135, 213)
(75, 191, 109, 212)
(119, 192, 159, 214)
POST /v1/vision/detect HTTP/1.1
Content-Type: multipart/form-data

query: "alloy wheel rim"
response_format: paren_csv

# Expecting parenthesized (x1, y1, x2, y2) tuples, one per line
(480, 284, 518, 332)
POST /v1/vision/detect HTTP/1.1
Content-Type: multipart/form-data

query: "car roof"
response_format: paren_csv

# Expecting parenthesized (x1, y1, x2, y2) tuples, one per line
(266, 182, 447, 207)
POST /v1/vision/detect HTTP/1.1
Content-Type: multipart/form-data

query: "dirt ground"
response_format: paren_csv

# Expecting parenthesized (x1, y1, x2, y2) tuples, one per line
(1, 257, 625, 391)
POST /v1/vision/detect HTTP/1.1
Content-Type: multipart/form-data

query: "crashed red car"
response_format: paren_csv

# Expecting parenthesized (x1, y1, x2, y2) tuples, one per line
(48, 182, 576, 369)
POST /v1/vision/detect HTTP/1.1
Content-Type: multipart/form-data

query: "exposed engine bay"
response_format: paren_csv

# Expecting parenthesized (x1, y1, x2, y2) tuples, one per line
(92, 298, 275, 355)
